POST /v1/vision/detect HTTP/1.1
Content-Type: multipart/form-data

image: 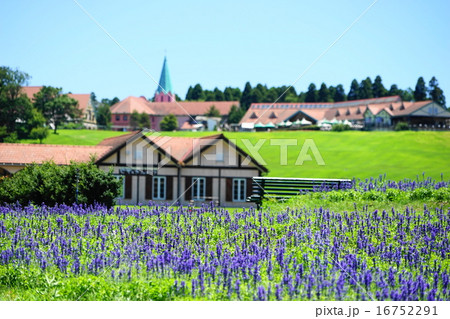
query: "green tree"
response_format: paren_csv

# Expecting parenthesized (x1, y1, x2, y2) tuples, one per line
(130, 110, 150, 130)
(388, 84, 401, 96)
(414, 77, 427, 101)
(190, 84, 205, 101)
(278, 86, 297, 103)
(333, 84, 346, 102)
(359, 77, 373, 99)
(0, 66, 33, 135)
(428, 76, 446, 107)
(30, 126, 49, 143)
(185, 86, 194, 100)
(227, 105, 245, 124)
(399, 88, 414, 102)
(21, 108, 46, 138)
(100, 97, 120, 106)
(305, 83, 318, 102)
(372, 75, 387, 98)
(213, 87, 224, 101)
(317, 83, 332, 102)
(205, 105, 221, 117)
(33, 86, 82, 134)
(224, 87, 241, 101)
(347, 79, 360, 100)
(240, 82, 253, 110)
(249, 85, 265, 104)
(160, 114, 178, 131)
(204, 90, 215, 101)
(96, 103, 112, 128)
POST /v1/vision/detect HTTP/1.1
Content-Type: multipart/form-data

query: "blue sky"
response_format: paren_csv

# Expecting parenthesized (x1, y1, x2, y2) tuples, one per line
(1, 0, 449, 102)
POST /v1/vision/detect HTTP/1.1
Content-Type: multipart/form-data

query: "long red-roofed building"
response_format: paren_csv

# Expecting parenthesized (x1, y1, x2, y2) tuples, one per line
(239, 96, 450, 130)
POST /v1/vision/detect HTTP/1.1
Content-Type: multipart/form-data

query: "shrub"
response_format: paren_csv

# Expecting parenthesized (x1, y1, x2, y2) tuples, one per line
(160, 114, 178, 131)
(395, 122, 409, 131)
(60, 122, 84, 130)
(331, 124, 351, 132)
(300, 125, 320, 131)
(0, 161, 121, 207)
(30, 127, 49, 143)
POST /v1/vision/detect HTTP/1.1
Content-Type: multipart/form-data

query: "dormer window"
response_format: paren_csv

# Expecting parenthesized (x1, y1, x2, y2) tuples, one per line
(269, 111, 277, 119)
(335, 110, 340, 117)
(250, 112, 258, 119)
(356, 108, 361, 115)
(345, 109, 350, 116)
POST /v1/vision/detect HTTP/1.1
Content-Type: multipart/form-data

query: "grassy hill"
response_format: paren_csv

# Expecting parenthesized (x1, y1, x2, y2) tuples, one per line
(19, 129, 450, 181)
(20, 129, 129, 145)
(162, 130, 450, 181)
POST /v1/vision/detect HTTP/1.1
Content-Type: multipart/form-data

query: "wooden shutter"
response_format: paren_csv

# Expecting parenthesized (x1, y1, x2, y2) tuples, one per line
(185, 177, 192, 201)
(145, 176, 152, 200)
(246, 178, 253, 197)
(166, 176, 173, 200)
(206, 177, 212, 198)
(125, 175, 132, 199)
(226, 178, 233, 202)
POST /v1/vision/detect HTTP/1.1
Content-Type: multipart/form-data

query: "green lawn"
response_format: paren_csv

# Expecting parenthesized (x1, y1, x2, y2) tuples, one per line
(162, 130, 450, 181)
(19, 129, 450, 181)
(20, 129, 129, 145)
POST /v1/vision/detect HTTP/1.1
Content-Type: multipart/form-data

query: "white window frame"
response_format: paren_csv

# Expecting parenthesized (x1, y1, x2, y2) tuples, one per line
(192, 177, 206, 200)
(153, 176, 166, 200)
(233, 178, 246, 202)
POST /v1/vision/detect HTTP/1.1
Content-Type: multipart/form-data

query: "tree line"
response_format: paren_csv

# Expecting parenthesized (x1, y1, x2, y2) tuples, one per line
(184, 75, 446, 110)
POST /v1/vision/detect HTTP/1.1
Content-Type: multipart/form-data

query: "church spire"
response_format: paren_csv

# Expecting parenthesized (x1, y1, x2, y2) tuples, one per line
(154, 56, 175, 102)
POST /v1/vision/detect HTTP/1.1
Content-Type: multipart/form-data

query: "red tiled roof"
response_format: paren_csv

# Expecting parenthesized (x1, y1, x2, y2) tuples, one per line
(21, 87, 91, 112)
(144, 134, 219, 163)
(148, 101, 238, 116)
(240, 97, 439, 124)
(0, 144, 112, 166)
(97, 131, 140, 147)
(110, 96, 153, 114)
(21, 86, 43, 101)
(68, 93, 91, 112)
(110, 97, 238, 116)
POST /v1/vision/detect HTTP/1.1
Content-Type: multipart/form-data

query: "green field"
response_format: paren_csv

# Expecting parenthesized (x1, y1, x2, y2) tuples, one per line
(163, 130, 450, 181)
(19, 129, 450, 181)
(20, 129, 128, 145)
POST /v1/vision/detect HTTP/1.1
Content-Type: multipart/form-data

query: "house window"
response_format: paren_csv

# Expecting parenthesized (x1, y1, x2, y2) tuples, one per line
(116, 115, 120, 121)
(123, 115, 128, 121)
(233, 178, 246, 202)
(153, 176, 166, 200)
(192, 177, 206, 200)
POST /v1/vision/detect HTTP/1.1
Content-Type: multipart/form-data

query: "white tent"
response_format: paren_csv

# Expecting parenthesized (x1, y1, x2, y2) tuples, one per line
(285, 120, 292, 127)
(241, 122, 255, 130)
(300, 118, 312, 125)
(331, 118, 341, 124)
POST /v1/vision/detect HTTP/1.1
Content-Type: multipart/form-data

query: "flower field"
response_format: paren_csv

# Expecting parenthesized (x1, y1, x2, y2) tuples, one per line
(0, 178, 449, 301)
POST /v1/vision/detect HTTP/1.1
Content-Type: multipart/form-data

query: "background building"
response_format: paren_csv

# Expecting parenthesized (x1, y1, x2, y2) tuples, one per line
(21, 86, 97, 129)
(110, 57, 240, 131)
(239, 96, 450, 130)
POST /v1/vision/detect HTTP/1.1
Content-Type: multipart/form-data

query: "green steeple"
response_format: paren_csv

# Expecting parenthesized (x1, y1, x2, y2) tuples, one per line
(155, 56, 173, 94)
